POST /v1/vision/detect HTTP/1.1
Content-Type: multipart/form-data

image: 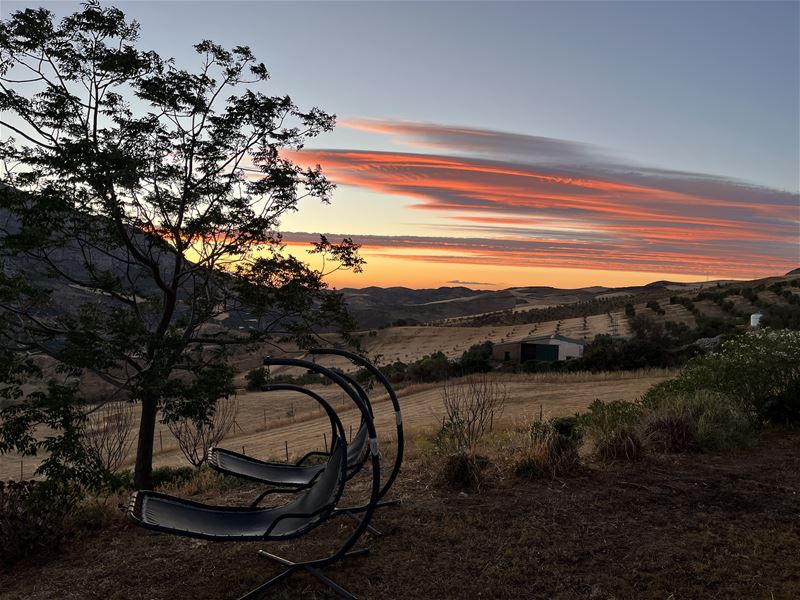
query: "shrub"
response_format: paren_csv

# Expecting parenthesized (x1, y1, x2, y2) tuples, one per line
(642, 391, 753, 453)
(458, 341, 493, 375)
(577, 399, 644, 462)
(643, 413, 697, 453)
(166, 396, 239, 467)
(96, 467, 197, 494)
(82, 402, 136, 476)
(550, 415, 581, 441)
(513, 419, 581, 479)
(439, 375, 506, 454)
(642, 329, 800, 424)
(245, 367, 268, 391)
(578, 399, 643, 437)
(433, 420, 464, 454)
(593, 428, 643, 462)
(435, 375, 506, 491)
(101, 469, 135, 493)
(437, 452, 490, 491)
(0, 480, 79, 566)
(151, 466, 196, 488)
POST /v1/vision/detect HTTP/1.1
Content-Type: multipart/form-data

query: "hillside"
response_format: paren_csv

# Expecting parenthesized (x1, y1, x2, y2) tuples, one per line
(336, 273, 800, 362)
(341, 278, 754, 330)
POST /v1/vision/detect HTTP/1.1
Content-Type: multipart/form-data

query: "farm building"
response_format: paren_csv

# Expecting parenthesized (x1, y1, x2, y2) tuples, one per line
(492, 334, 586, 363)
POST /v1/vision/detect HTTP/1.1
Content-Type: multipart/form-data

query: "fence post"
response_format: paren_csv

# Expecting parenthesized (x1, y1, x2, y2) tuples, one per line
(242, 445, 246, 455)
(285, 440, 289, 462)
(490, 410, 494, 432)
(323, 432, 327, 452)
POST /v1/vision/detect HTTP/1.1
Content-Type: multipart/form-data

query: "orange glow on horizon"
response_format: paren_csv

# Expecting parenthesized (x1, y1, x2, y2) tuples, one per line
(280, 241, 756, 291)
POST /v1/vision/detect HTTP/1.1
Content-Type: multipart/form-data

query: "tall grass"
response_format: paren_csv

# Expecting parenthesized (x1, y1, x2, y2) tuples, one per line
(578, 400, 644, 462)
(641, 390, 753, 453)
(512, 417, 581, 479)
(492, 368, 675, 384)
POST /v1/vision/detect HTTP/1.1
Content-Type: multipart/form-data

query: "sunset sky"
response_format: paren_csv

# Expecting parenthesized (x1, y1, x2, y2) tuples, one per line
(5, 1, 799, 290)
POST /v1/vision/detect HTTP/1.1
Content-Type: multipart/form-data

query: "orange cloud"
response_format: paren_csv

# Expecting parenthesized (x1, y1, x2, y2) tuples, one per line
(275, 120, 798, 283)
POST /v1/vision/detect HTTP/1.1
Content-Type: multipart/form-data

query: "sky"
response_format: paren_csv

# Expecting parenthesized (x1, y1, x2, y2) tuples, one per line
(4, 1, 799, 290)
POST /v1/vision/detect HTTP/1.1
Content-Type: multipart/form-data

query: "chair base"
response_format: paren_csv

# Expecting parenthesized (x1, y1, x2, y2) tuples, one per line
(332, 497, 402, 538)
(237, 548, 370, 600)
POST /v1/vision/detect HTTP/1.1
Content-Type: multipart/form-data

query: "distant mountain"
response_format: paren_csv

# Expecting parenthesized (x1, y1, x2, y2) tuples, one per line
(340, 275, 791, 329)
(786, 268, 800, 276)
(339, 286, 516, 329)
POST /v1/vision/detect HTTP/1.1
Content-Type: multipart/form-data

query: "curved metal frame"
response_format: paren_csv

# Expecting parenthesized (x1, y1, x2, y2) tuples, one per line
(210, 374, 373, 508)
(310, 347, 404, 503)
(128, 391, 348, 543)
(239, 356, 382, 600)
(129, 360, 381, 600)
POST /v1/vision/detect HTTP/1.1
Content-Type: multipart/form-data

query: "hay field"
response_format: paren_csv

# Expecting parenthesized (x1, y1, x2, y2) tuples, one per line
(0, 369, 671, 480)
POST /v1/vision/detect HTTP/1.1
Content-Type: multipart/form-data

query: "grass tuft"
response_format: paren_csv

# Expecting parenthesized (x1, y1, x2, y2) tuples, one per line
(512, 419, 581, 479)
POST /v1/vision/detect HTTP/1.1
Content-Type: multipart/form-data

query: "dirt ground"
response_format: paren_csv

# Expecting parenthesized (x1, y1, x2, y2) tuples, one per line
(2, 429, 798, 599)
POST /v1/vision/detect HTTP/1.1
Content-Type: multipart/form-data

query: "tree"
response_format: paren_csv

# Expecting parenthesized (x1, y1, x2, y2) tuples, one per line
(458, 341, 493, 375)
(0, 2, 363, 488)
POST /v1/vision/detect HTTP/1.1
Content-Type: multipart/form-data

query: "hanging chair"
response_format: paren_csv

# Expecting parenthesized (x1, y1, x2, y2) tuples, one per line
(127, 359, 382, 600)
(208, 369, 372, 507)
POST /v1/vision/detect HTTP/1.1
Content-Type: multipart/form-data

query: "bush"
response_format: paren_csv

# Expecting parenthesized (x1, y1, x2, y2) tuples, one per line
(578, 399, 643, 436)
(433, 375, 506, 491)
(438, 375, 506, 454)
(437, 452, 490, 491)
(577, 399, 644, 462)
(594, 428, 643, 462)
(245, 367, 268, 391)
(100, 465, 196, 492)
(432, 420, 465, 454)
(643, 413, 697, 453)
(101, 469, 135, 493)
(550, 415, 581, 441)
(513, 419, 581, 478)
(457, 341, 493, 375)
(642, 329, 800, 424)
(642, 391, 753, 453)
(0, 480, 79, 566)
(151, 466, 196, 488)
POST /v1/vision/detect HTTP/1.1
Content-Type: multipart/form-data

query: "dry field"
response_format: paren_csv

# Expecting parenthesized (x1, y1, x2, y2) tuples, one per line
(0, 370, 671, 480)
(345, 298, 705, 366)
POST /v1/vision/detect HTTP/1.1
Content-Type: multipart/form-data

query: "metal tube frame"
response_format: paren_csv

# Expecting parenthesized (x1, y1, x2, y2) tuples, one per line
(309, 348, 404, 505)
(235, 356, 383, 600)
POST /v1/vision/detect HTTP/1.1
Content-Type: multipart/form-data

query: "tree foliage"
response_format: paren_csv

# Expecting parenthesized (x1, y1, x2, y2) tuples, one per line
(0, 2, 363, 487)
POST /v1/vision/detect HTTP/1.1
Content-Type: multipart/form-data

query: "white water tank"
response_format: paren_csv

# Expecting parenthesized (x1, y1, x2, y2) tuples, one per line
(750, 313, 763, 328)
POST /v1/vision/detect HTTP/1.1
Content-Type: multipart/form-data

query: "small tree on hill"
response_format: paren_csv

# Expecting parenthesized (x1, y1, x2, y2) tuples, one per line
(0, 2, 363, 488)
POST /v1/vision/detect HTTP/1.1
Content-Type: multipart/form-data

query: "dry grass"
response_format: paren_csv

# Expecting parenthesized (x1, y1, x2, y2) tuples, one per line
(0, 371, 670, 480)
(511, 420, 581, 479)
(593, 428, 644, 462)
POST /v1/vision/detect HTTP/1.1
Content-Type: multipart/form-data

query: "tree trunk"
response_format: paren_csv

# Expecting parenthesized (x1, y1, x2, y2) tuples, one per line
(134, 396, 158, 489)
